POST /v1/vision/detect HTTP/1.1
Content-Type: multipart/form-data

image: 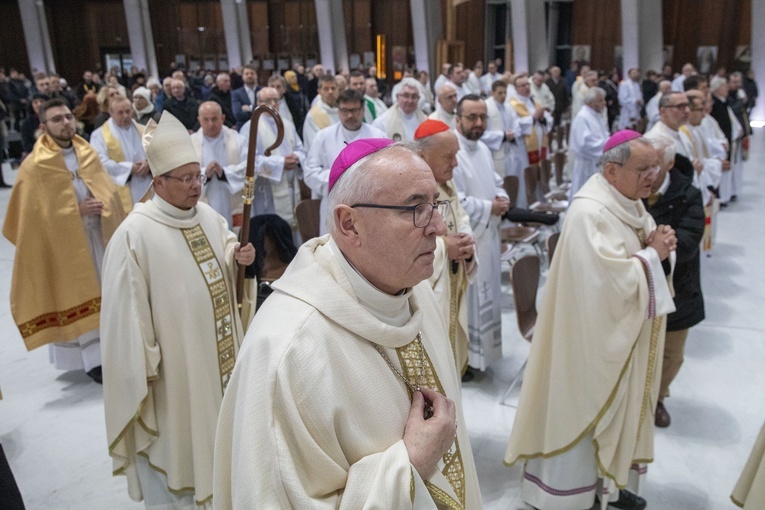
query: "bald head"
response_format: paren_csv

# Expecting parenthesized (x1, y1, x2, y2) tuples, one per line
(198, 101, 224, 138)
(418, 130, 460, 185)
(658, 80, 672, 94)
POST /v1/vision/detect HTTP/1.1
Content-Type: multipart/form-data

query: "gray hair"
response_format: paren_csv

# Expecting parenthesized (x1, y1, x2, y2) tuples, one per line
(397, 77, 421, 93)
(647, 134, 676, 167)
(599, 138, 654, 169)
(326, 144, 417, 233)
(709, 76, 728, 94)
(659, 91, 685, 108)
(583, 87, 606, 105)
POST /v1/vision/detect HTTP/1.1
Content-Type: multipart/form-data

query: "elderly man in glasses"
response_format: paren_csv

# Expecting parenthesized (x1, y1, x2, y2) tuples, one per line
(304, 89, 386, 235)
(506, 130, 677, 510)
(100, 111, 255, 509)
(215, 138, 483, 509)
(372, 77, 428, 141)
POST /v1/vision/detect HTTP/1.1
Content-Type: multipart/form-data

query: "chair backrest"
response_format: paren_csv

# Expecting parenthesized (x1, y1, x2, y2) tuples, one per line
(503, 175, 519, 208)
(511, 255, 540, 342)
(546, 232, 560, 266)
(295, 198, 321, 241)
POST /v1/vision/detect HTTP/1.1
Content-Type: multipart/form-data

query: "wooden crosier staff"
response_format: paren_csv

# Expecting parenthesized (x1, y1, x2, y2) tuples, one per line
(236, 105, 284, 307)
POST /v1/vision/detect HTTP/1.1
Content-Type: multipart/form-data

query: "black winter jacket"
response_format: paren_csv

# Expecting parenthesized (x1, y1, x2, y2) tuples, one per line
(643, 154, 706, 331)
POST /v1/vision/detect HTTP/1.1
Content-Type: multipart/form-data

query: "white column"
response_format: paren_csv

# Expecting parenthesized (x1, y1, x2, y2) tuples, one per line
(410, 0, 442, 78)
(751, 0, 765, 123)
(314, 0, 348, 74)
(123, 0, 158, 78)
(621, 0, 663, 78)
(220, 0, 252, 69)
(509, 0, 529, 73)
(18, 0, 55, 74)
(509, 0, 548, 74)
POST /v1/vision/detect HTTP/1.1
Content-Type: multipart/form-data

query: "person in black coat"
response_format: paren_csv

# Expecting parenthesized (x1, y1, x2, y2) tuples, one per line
(643, 146, 705, 428)
(546, 66, 569, 129)
(208, 73, 236, 128)
(163, 79, 200, 132)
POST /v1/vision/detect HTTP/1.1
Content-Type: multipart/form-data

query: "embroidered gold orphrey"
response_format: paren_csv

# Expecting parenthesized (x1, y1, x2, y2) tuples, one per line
(397, 337, 466, 509)
(181, 225, 235, 395)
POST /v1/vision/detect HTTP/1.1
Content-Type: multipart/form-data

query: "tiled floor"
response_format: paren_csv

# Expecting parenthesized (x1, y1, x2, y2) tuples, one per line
(1, 129, 763, 509)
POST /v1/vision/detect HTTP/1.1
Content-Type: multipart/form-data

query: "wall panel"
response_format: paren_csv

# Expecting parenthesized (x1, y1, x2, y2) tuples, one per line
(0, 0, 29, 74)
(570, 0, 621, 72)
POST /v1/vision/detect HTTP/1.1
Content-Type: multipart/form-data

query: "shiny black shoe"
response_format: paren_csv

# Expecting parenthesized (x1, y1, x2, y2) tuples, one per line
(86, 366, 103, 384)
(608, 489, 647, 510)
(461, 368, 475, 383)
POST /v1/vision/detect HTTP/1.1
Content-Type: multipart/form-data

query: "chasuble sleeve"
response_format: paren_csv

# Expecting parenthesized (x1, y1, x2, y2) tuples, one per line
(101, 227, 162, 483)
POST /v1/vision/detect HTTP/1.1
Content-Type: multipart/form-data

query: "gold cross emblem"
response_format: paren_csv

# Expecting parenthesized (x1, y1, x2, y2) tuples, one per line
(205, 262, 221, 280)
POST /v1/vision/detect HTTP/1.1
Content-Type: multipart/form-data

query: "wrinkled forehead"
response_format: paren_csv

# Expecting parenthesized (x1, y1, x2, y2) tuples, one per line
(368, 148, 437, 201)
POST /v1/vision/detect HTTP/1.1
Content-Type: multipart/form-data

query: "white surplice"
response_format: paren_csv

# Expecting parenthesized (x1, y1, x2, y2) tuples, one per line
(617, 79, 643, 130)
(452, 131, 507, 371)
(482, 96, 523, 180)
(90, 118, 152, 203)
(428, 105, 456, 129)
(303, 122, 387, 235)
(191, 126, 246, 229)
(568, 105, 610, 199)
(240, 116, 305, 231)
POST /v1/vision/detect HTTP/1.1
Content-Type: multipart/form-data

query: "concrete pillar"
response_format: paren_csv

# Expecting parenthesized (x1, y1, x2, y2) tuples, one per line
(751, 0, 765, 123)
(17, 0, 56, 74)
(509, 0, 548, 74)
(410, 0, 443, 79)
(314, 0, 348, 74)
(220, 0, 252, 69)
(620, 0, 663, 78)
(123, 0, 158, 78)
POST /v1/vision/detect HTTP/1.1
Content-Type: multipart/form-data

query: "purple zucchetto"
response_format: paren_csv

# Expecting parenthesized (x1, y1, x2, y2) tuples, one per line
(328, 138, 395, 193)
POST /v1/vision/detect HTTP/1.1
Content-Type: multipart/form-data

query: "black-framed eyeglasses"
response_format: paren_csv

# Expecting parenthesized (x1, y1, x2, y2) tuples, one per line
(351, 200, 449, 228)
(662, 103, 690, 110)
(162, 173, 207, 186)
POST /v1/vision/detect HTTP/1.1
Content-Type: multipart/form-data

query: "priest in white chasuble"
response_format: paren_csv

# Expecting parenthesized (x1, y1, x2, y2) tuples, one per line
(100, 111, 255, 509)
(240, 87, 306, 239)
(505, 131, 677, 510)
(415, 119, 477, 379)
(214, 140, 482, 509)
(90, 95, 150, 206)
(191, 101, 246, 230)
(451, 95, 509, 373)
(304, 90, 386, 236)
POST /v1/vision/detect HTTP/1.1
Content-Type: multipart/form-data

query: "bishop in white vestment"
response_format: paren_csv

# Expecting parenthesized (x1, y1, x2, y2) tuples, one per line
(214, 140, 482, 509)
(101, 112, 255, 509)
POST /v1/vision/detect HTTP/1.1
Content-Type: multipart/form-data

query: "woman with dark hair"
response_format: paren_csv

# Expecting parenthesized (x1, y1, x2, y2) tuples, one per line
(245, 214, 298, 309)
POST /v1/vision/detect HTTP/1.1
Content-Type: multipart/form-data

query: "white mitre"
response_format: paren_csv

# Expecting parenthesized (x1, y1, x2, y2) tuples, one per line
(142, 111, 199, 177)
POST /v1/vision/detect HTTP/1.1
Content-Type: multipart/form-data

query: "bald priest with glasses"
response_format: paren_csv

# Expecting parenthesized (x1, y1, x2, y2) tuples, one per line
(100, 111, 255, 508)
(214, 139, 483, 509)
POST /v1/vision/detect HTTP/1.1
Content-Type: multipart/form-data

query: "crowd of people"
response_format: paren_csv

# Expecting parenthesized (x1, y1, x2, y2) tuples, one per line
(0, 55, 762, 510)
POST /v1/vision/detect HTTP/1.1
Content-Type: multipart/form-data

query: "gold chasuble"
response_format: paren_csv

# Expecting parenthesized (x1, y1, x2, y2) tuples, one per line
(214, 236, 482, 509)
(101, 120, 142, 213)
(101, 197, 247, 505)
(510, 97, 549, 164)
(3, 134, 126, 350)
(308, 103, 332, 131)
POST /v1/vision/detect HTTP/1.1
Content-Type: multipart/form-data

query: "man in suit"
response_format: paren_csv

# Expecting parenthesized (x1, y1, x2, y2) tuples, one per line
(546, 66, 569, 129)
(232, 64, 260, 130)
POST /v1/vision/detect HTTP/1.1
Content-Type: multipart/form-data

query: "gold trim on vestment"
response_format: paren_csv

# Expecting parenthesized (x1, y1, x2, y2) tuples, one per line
(396, 337, 466, 508)
(136, 451, 213, 506)
(730, 494, 745, 508)
(448, 270, 460, 361)
(504, 321, 649, 469)
(18, 298, 100, 339)
(636, 318, 662, 441)
(410, 469, 415, 505)
(424, 480, 463, 510)
(181, 225, 236, 395)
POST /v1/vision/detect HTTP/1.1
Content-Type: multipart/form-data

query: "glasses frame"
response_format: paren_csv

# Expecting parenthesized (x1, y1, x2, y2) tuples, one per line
(350, 200, 450, 228)
(606, 161, 660, 178)
(162, 173, 208, 186)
